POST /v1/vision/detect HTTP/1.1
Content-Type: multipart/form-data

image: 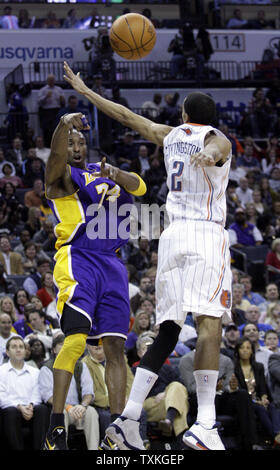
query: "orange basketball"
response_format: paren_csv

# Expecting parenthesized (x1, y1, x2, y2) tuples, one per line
(109, 13, 156, 60)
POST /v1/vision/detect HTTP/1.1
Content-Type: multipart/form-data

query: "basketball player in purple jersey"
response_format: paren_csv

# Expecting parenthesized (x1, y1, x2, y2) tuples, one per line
(43, 112, 146, 450)
(63, 62, 233, 451)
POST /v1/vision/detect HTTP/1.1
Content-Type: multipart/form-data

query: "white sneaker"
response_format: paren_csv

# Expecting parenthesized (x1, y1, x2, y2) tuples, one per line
(105, 416, 145, 450)
(183, 422, 225, 450)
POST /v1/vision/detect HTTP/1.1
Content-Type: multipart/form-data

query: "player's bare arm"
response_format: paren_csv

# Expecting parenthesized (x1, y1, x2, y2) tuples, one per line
(45, 113, 89, 198)
(94, 157, 146, 195)
(190, 133, 231, 168)
(63, 62, 172, 146)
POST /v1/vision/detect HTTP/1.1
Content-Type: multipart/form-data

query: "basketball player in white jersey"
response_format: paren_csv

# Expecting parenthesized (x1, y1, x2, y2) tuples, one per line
(64, 62, 232, 450)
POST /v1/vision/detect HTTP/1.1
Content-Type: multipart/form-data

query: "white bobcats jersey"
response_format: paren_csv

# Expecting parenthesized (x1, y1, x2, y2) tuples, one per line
(163, 123, 232, 226)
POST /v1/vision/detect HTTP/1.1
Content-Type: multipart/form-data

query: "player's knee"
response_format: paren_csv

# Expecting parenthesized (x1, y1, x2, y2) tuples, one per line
(102, 336, 125, 362)
(197, 316, 222, 345)
(54, 333, 87, 374)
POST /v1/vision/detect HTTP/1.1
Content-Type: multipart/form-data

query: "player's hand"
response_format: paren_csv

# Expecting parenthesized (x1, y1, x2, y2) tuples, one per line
(190, 150, 216, 167)
(94, 157, 119, 181)
(63, 62, 88, 95)
(60, 113, 90, 131)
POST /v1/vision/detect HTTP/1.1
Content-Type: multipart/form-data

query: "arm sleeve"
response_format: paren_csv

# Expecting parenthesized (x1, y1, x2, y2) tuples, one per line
(126, 173, 147, 196)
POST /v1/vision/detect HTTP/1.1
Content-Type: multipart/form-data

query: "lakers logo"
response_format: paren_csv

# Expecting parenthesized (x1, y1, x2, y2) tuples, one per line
(220, 290, 231, 308)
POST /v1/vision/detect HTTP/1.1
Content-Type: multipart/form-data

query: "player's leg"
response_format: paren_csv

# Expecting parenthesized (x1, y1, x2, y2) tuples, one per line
(183, 315, 225, 450)
(102, 335, 127, 417)
(44, 305, 91, 450)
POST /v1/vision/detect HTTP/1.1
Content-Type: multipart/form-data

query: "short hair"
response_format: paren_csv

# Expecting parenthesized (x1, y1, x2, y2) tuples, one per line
(183, 92, 216, 125)
(264, 329, 278, 340)
(6, 335, 24, 351)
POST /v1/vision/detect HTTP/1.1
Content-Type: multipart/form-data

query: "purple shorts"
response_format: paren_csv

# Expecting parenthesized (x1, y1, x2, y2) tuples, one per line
(53, 245, 130, 340)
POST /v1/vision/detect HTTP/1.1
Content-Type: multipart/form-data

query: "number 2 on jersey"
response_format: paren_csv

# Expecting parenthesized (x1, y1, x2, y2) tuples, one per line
(171, 161, 184, 192)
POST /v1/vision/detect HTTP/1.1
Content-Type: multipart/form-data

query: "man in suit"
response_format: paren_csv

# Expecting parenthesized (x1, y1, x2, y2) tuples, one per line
(0, 235, 24, 275)
(268, 353, 280, 408)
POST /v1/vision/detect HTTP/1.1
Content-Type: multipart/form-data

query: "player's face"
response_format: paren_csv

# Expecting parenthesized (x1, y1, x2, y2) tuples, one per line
(67, 132, 87, 169)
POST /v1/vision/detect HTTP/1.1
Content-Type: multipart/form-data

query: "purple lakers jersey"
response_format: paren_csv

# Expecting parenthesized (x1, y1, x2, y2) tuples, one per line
(48, 163, 133, 252)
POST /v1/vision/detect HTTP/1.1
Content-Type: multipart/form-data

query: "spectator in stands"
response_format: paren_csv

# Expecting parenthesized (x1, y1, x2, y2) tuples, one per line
(85, 26, 115, 81)
(24, 207, 42, 238)
(228, 207, 263, 247)
(24, 307, 61, 357)
(228, 155, 247, 185)
(248, 88, 275, 138)
(62, 8, 80, 29)
(158, 92, 181, 127)
(18, 8, 33, 29)
(36, 271, 56, 308)
(37, 74, 65, 147)
(233, 337, 280, 448)
(125, 311, 151, 366)
(265, 303, 280, 331)
(26, 337, 47, 369)
(264, 282, 280, 308)
(226, 9, 248, 29)
(39, 333, 99, 450)
(240, 304, 273, 346)
(132, 144, 151, 177)
(128, 237, 150, 274)
(11, 302, 34, 339)
(42, 11, 61, 29)
(14, 229, 32, 256)
(252, 188, 267, 215)
(135, 332, 189, 442)
(232, 282, 251, 312)
(0, 295, 18, 323)
(245, 202, 259, 226)
(14, 288, 30, 320)
(22, 157, 45, 188)
(219, 124, 243, 159)
(0, 313, 19, 365)
(0, 163, 23, 189)
(142, 8, 160, 28)
(259, 176, 278, 209)
(34, 136, 50, 165)
(220, 322, 240, 360)
(5, 92, 29, 142)
(226, 183, 241, 225)
(241, 323, 272, 378)
(1, 183, 20, 216)
(144, 156, 166, 203)
(0, 234, 24, 275)
(111, 86, 130, 138)
(23, 257, 51, 296)
(168, 26, 195, 78)
(237, 144, 261, 173)
(251, 9, 275, 29)
(30, 295, 59, 328)
(0, 336, 49, 450)
(83, 340, 138, 443)
(141, 93, 162, 121)
(269, 167, 280, 192)
(24, 179, 44, 208)
(261, 148, 280, 175)
(264, 330, 280, 354)
(240, 275, 266, 308)
(266, 135, 280, 160)
(19, 147, 36, 179)
(113, 132, 138, 170)
(22, 241, 50, 274)
(0, 6, 19, 29)
(5, 137, 26, 170)
(235, 177, 253, 208)
(56, 95, 84, 126)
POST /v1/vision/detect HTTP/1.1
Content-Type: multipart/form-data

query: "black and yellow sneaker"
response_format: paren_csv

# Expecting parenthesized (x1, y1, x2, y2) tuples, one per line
(43, 426, 68, 450)
(98, 435, 119, 450)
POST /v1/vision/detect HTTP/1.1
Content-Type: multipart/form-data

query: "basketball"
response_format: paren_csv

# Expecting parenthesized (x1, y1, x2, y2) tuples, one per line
(109, 13, 156, 60)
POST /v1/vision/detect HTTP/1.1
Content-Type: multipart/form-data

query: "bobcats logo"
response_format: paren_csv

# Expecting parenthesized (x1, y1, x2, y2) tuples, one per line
(184, 128, 192, 135)
(220, 290, 231, 308)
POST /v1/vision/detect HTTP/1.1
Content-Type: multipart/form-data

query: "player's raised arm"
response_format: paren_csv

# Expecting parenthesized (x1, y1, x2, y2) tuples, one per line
(45, 113, 89, 188)
(63, 62, 172, 147)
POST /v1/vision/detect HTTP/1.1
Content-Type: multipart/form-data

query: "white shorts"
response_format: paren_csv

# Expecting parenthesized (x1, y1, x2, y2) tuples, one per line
(155, 219, 232, 328)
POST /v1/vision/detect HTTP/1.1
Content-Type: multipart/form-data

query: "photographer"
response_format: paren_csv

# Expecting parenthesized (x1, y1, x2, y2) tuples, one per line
(82, 27, 116, 81)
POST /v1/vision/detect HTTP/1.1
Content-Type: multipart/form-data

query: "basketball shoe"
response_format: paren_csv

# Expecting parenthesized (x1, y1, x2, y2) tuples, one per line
(105, 416, 145, 450)
(183, 422, 225, 450)
(43, 426, 68, 450)
(98, 435, 119, 450)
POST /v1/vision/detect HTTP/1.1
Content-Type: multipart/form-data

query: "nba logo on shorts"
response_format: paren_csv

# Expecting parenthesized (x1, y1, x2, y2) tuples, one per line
(220, 290, 231, 308)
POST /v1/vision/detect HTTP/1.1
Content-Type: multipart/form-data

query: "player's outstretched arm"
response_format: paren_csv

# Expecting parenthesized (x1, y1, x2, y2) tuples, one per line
(63, 62, 172, 146)
(45, 113, 89, 187)
(190, 134, 231, 168)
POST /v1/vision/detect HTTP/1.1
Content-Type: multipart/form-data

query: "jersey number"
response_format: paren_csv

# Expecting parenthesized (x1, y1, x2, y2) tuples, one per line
(171, 161, 184, 192)
(95, 183, 121, 208)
